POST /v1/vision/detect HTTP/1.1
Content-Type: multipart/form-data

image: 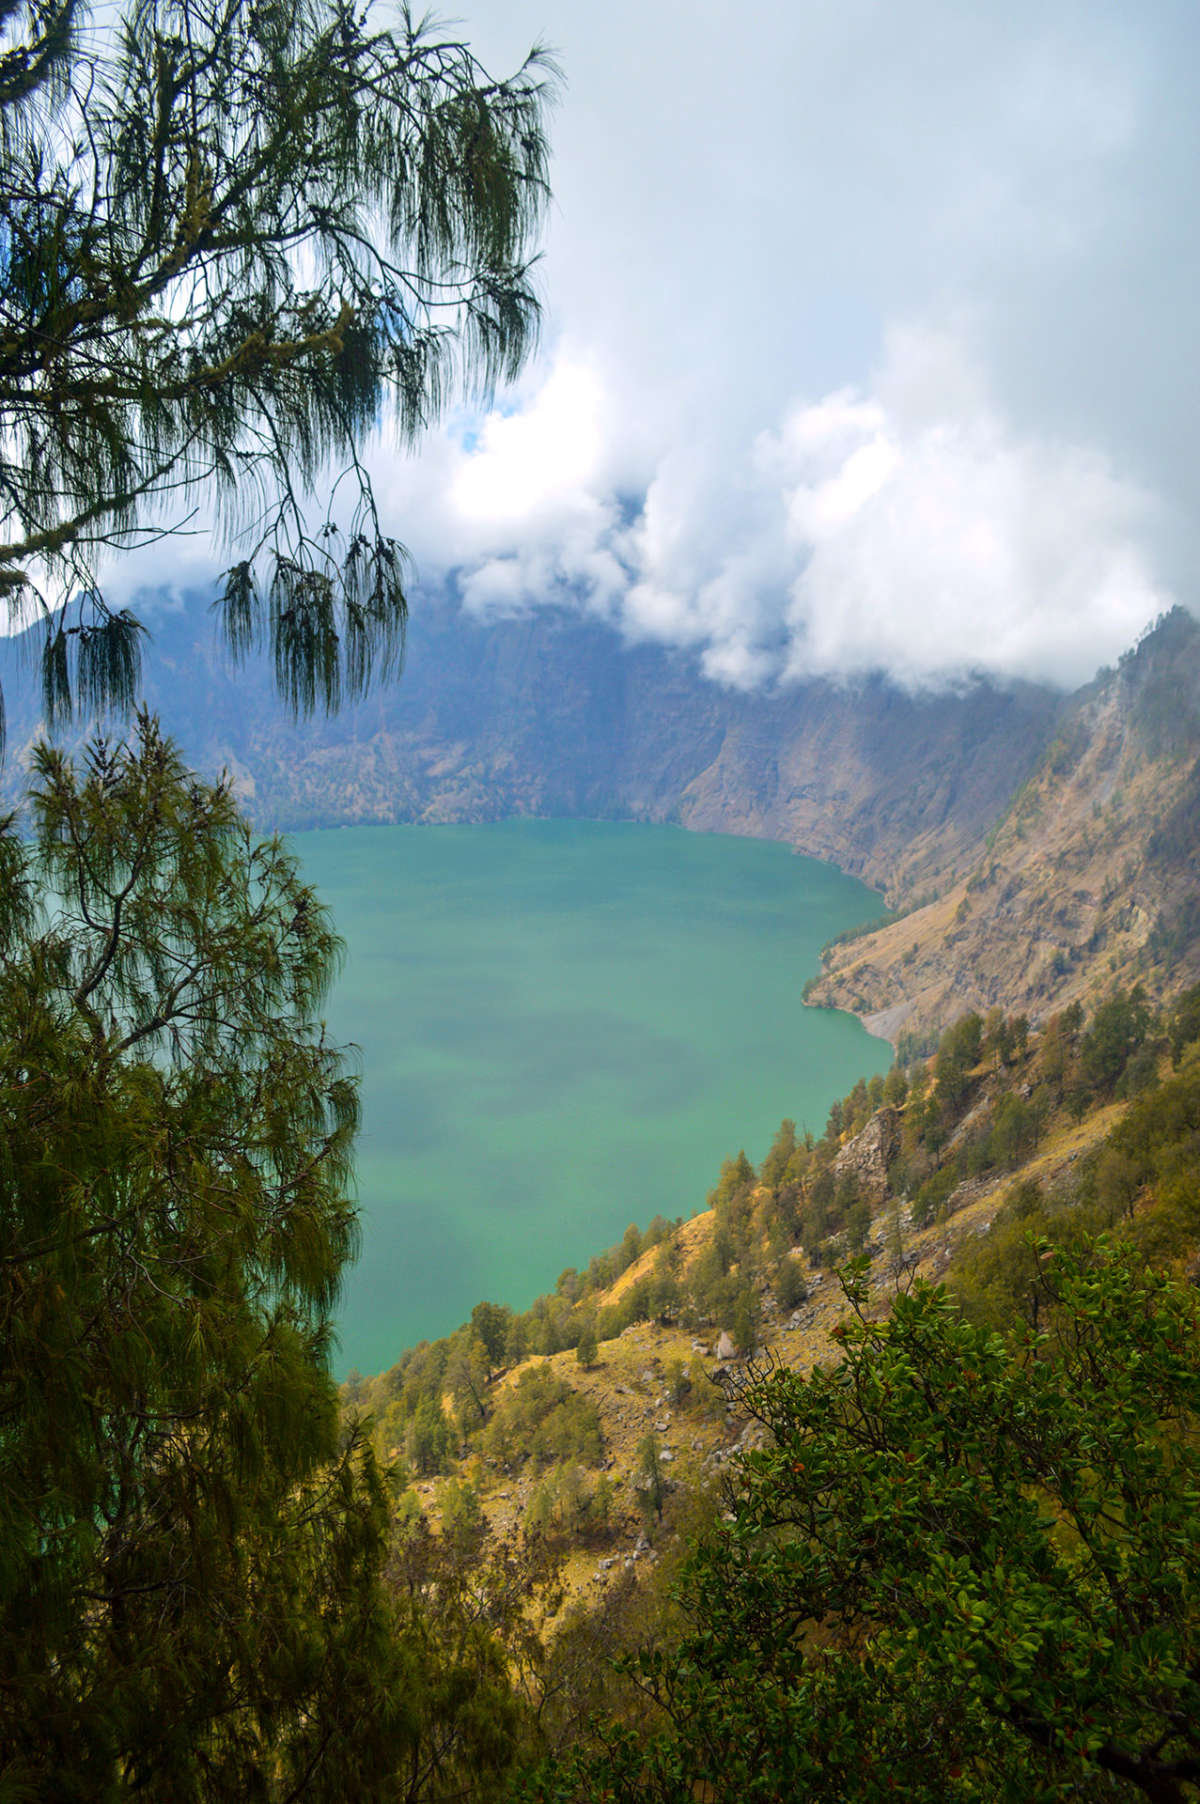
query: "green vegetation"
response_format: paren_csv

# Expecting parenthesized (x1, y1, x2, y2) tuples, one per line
(0, 722, 405, 1796)
(526, 1243, 1200, 1803)
(10, 698, 1200, 1800)
(0, 0, 555, 728)
(27, 0, 1200, 1792)
(0, 0, 563, 1783)
(355, 981, 1185, 1495)
(343, 978, 1200, 1803)
(481, 1368, 603, 1473)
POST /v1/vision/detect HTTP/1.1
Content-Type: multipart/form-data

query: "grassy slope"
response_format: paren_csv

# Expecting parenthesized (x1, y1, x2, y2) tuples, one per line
(388, 1046, 1158, 1642)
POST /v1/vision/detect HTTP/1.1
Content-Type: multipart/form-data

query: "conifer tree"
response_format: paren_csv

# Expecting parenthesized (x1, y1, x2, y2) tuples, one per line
(0, 0, 556, 736)
(0, 717, 405, 1796)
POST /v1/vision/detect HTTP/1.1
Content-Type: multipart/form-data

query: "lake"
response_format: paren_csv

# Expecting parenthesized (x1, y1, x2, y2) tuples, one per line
(288, 819, 891, 1377)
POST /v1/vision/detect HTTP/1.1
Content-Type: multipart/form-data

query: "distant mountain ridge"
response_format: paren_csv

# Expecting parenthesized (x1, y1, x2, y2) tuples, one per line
(5, 591, 1199, 1043)
(0, 589, 1062, 906)
(808, 608, 1200, 1046)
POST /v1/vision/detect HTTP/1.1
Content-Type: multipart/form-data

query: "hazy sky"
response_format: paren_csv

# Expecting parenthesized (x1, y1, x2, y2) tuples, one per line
(139, 0, 1198, 692)
(360, 0, 1198, 692)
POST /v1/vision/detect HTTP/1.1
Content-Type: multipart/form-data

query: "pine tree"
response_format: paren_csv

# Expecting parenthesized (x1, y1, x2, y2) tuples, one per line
(0, 0, 557, 736)
(0, 716, 407, 1797)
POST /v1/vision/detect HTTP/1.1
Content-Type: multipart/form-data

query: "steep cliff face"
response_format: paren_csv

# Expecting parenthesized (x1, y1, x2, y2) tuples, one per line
(807, 610, 1200, 1047)
(0, 590, 1063, 905)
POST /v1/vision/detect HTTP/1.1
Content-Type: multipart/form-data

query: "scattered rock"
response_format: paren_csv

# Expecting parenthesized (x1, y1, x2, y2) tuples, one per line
(944, 1174, 993, 1216)
(715, 1330, 737, 1361)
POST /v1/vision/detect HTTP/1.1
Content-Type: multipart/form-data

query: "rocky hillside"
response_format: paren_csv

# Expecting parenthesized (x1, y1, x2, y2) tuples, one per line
(0, 587, 1061, 903)
(358, 989, 1200, 1645)
(807, 609, 1200, 1048)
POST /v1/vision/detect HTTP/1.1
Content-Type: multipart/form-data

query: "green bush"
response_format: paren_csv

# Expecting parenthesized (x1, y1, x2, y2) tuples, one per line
(482, 1369, 603, 1472)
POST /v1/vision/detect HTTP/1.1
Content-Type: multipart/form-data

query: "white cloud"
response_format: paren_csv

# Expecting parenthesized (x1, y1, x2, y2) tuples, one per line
(388, 0, 1192, 692)
(449, 362, 607, 529)
(89, 0, 1199, 696)
(769, 329, 1166, 686)
(395, 325, 1165, 691)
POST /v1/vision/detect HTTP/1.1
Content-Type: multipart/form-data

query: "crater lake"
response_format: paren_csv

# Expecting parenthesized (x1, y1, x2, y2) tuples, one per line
(289, 819, 892, 1377)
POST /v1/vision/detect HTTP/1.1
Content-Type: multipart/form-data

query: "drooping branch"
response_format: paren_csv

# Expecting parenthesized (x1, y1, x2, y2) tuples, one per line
(0, 0, 559, 734)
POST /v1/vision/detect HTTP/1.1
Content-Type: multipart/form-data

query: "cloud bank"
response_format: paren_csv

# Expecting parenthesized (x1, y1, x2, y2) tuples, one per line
(105, 0, 1199, 694)
(374, 0, 1196, 694)
(386, 326, 1166, 692)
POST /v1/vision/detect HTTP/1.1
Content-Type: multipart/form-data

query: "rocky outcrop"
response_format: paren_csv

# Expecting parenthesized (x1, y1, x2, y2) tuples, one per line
(832, 1108, 901, 1207)
(0, 588, 1062, 907)
(9, 589, 1197, 1047)
(808, 610, 1200, 1046)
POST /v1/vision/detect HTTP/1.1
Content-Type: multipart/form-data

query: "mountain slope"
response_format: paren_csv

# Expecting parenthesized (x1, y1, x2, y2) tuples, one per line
(807, 609, 1200, 1047)
(8, 593, 1200, 1050)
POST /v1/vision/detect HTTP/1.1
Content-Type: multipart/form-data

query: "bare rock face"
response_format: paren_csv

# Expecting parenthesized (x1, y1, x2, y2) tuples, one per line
(832, 1108, 901, 1209)
(809, 609, 1200, 1043)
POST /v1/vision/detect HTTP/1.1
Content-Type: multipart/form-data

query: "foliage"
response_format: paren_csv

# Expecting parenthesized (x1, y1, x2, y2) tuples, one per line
(526, 1245, 1200, 1803)
(1096, 1056, 1200, 1262)
(406, 1391, 456, 1476)
(446, 1327, 492, 1432)
(472, 1300, 515, 1375)
(1077, 988, 1156, 1101)
(0, 718, 406, 1797)
(774, 1253, 808, 1311)
(527, 1463, 613, 1547)
(634, 1433, 665, 1528)
(1170, 986, 1200, 1067)
(481, 1367, 603, 1472)
(759, 1116, 796, 1188)
(934, 1010, 984, 1113)
(575, 1317, 599, 1369)
(385, 1507, 558, 1802)
(0, 0, 556, 731)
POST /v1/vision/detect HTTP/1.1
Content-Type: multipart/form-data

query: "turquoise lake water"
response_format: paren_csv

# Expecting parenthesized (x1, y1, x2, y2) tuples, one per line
(288, 820, 891, 1378)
